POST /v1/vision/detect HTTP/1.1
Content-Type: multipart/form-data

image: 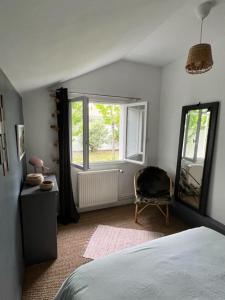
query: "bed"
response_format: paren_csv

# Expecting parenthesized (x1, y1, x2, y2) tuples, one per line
(55, 227, 225, 300)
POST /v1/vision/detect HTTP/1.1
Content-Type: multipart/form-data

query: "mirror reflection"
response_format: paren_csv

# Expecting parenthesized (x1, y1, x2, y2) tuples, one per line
(178, 109, 211, 209)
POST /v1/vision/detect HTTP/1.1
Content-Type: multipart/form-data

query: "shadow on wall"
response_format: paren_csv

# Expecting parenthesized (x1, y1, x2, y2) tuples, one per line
(0, 68, 26, 300)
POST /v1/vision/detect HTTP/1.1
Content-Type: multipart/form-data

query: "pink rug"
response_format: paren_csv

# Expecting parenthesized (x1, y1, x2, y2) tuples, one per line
(83, 225, 164, 259)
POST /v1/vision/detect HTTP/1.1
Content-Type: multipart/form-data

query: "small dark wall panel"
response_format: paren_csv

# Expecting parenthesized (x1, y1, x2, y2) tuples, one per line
(0, 69, 26, 300)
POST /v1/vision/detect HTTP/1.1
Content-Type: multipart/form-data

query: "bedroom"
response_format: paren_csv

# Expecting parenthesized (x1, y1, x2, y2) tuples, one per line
(0, 0, 225, 299)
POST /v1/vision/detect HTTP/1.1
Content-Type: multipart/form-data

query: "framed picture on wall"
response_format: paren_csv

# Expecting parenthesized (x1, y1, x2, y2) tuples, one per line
(0, 95, 9, 175)
(16, 125, 25, 160)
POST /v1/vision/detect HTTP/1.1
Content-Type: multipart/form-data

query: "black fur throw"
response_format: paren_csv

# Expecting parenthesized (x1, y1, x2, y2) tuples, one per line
(137, 166, 170, 198)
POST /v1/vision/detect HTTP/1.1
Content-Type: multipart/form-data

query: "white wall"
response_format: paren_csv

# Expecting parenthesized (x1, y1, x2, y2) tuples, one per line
(158, 40, 225, 224)
(63, 60, 161, 164)
(63, 60, 161, 204)
(22, 88, 59, 175)
(23, 60, 161, 205)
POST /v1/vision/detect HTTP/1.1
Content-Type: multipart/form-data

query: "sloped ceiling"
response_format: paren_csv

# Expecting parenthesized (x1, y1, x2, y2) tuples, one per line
(126, 0, 225, 66)
(1, 0, 224, 93)
(0, 0, 186, 92)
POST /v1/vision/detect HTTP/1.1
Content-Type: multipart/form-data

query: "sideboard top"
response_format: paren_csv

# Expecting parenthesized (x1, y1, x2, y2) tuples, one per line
(21, 175, 59, 197)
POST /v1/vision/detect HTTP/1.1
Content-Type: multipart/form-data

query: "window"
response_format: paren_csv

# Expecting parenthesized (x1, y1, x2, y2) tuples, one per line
(125, 103, 147, 163)
(89, 103, 121, 163)
(182, 109, 210, 162)
(70, 96, 147, 169)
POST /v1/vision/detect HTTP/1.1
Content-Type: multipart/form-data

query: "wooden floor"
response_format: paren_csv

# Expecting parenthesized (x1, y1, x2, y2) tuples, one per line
(22, 204, 188, 300)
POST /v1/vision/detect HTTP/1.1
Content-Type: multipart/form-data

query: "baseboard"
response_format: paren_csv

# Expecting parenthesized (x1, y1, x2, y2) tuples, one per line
(78, 195, 134, 213)
(174, 201, 225, 235)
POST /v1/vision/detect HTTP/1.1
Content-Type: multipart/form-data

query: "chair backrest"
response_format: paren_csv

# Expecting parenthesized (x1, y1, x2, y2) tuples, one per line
(134, 166, 172, 198)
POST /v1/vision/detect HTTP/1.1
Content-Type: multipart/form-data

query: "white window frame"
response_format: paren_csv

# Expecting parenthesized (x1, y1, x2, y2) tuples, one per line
(70, 96, 89, 170)
(124, 101, 148, 165)
(70, 98, 148, 169)
(183, 109, 208, 163)
(88, 100, 125, 166)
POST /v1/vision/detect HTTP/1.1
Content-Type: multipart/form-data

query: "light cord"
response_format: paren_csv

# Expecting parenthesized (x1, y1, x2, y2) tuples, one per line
(200, 18, 204, 44)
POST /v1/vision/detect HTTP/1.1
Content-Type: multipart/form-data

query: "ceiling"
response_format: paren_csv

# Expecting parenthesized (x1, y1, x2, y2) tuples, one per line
(0, 0, 224, 93)
(126, 0, 225, 66)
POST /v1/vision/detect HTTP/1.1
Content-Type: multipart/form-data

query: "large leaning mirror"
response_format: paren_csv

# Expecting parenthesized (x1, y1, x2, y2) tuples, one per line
(174, 102, 219, 215)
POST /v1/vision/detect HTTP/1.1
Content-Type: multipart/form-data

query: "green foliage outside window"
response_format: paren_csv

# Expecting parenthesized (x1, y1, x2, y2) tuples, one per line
(71, 101, 121, 162)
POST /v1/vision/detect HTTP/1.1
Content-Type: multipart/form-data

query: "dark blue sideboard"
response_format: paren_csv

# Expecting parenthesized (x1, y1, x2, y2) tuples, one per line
(20, 175, 58, 265)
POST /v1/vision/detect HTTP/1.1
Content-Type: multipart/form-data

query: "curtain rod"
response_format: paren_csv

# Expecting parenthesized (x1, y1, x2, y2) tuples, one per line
(67, 91, 142, 101)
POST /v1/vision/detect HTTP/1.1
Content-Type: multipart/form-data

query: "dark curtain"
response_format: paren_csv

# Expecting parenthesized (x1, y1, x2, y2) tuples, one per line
(56, 87, 80, 224)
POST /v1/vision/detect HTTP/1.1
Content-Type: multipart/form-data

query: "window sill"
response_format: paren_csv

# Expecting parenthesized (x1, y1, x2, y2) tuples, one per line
(71, 160, 126, 171)
(89, 160, 125, 168)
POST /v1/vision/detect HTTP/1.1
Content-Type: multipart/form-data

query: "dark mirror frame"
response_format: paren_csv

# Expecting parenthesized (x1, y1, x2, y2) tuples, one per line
(174, 102, 219, 215)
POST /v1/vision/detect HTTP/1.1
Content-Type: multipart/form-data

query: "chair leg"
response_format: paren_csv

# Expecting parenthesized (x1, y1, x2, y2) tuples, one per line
(134, 203, 138, 223)
(166, 204, 169, 226)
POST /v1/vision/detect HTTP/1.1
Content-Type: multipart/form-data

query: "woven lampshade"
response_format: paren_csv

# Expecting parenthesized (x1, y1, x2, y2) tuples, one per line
(185, 43, 213, 74)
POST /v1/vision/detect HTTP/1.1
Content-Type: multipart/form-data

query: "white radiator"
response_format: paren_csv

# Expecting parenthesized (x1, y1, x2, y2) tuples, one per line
(78, 169, 119, 208)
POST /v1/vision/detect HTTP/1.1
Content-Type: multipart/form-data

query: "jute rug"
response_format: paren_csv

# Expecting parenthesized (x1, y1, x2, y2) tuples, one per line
(83, 224, 163, 259)
(22, 204, 188, 299)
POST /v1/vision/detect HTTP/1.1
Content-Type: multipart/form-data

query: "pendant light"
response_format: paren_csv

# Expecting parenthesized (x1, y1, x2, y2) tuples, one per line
(186, 1, 215, 74)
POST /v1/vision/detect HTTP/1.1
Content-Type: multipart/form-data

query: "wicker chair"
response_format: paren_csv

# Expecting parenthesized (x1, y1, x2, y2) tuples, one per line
(134, 167, 173, 225)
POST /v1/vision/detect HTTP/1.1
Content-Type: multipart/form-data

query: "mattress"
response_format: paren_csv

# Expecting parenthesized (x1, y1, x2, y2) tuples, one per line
(55, 227, 225, 300)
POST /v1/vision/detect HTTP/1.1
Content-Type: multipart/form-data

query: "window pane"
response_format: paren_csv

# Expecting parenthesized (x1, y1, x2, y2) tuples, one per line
(89, 103, 121, 163)
(71, 101, 83, 166)
(183, 110, 199, 160)
(125, 104, 146, 163)
(197, 110, 210, 160)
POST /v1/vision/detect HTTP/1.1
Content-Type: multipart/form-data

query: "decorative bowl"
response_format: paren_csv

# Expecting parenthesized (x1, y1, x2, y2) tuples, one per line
(26, 173, 44, 186)
(40, 180, 54, 191)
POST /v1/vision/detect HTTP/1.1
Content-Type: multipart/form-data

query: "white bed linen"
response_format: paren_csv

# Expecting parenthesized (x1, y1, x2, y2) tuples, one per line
(55, 227, 225, 300)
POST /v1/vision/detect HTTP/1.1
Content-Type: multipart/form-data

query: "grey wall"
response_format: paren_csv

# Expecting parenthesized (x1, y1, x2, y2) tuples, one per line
(0, 69, 25, 300)
(158, 39, 225, 225)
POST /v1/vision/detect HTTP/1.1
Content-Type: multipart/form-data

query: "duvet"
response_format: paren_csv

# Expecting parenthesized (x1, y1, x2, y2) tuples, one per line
(55, 227, 225, 300)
